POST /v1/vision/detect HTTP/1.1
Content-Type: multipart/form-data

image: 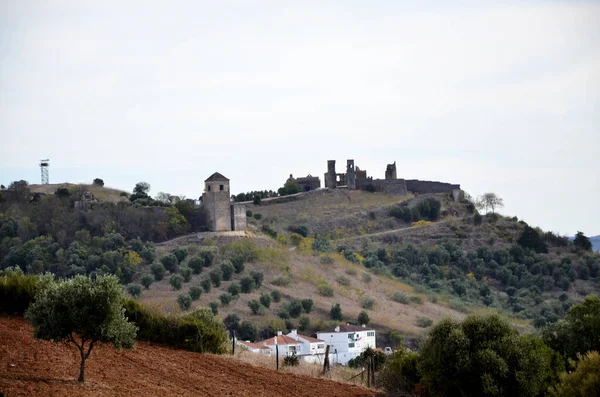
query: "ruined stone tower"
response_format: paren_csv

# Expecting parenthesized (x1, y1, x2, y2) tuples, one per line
(385, 162, 397, 180)
(203, 172, 232, 232)
(347, 159, 356, 190)
(325, 160, 337, 188)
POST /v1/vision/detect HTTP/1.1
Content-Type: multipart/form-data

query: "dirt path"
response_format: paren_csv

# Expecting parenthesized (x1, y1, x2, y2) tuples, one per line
(335, 219, 452, 242)
(0, 316, 379, 397)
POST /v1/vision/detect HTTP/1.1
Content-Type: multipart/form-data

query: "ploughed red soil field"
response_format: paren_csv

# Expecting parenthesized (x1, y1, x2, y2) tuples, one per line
(0, 316, 378, 397)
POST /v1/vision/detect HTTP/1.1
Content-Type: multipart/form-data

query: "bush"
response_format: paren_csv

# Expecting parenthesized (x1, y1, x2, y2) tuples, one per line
(299, 316, 310, 331)
(179, 266, 192, 282)
(409, 296, 423, 304)
(171, 246, 188, 264)
(123, 300, 228, 354)
(248, 300, 262, 315)
(127, 284, 142, 298)
(93, 178, 104, 187)
(361, 296, 376, 310)
(320, 255, 334, 264)
(336, 275, 351, 286)
(330, 303, 343, 320)
(188, 256, 205, 274)
(209, 268, 223, 287)
(209, 301, 218, 315)
(250, 270, 264, 288)
(261, 224, 277, 238)
(219, 293, 233, 306)
(259, 293, 272, 308)
(416, 316, 433, 328)
(358, 310, 370, 325)
(240, 276, 255, 293)
(199, 251, 215, 267)
(362, 273, 372, 283)
(246, 210, 253, 217)
(227, 282, 241, 296)
(189, 285, 202, 300)
(177, 293, 192, 311)
(288, 300, 303, 318)
(161, 254, 179, 273)
(390, 206, 413, 222)
(219, 260, 235, 281)
(0, 271, 43, 314)
(277, 307, 290, 319)
(169, 274, 183, 290)
(140, 248, 156, 263)
(141, 274, 154, 289)
(392, 292, 410, 304)
(151, 263, 166, 281)
(318, 283, 334, 297)
(253, 213, 262, 220)
(301, 299, 313, 313)
(549, 351, 600, 397)
(238, 320, 258, 341)
(224, 313, 240, 332)
(270, 290, 282, 302)
(288, 225, 309, 238)
(271, 275, 292, 287)
(473, 213, 483, 226)
(283, 352, 300, 367)
(312, 235, 332, 252)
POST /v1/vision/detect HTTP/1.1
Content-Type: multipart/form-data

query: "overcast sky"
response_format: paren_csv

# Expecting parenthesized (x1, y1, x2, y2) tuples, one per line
(1, 0, 599, 236)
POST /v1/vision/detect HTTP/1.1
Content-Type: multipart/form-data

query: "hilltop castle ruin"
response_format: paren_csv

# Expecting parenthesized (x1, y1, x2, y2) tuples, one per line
(202, 172, 246, 232)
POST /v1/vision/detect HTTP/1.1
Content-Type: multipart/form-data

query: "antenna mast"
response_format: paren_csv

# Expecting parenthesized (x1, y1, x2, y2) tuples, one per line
(40, 159, 50, 184)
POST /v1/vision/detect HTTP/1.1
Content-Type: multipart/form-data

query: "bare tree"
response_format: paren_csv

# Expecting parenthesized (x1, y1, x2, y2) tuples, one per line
(476, 193, 504, 214)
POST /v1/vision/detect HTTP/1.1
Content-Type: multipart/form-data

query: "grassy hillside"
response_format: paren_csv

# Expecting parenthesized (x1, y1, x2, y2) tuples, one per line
(29, 183, 128, 202)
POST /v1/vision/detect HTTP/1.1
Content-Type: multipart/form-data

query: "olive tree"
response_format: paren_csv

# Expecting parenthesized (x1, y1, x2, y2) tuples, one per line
(25, 275, 137, 383)
(476, 192, 504, 214)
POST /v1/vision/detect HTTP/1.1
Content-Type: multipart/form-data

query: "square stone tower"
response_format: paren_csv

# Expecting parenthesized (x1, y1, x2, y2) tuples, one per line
(203, 172, 232, 232)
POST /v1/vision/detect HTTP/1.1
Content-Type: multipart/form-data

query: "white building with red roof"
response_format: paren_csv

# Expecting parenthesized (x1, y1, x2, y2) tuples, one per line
(286, 329, 326, 364)
(260, 331, 303, 357)
(316, 324, 376, 365)
(236, 340, 272, 355)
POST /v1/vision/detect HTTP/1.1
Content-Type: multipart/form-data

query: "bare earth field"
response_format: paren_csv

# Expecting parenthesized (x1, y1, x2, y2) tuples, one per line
(0, 316, 378, 397)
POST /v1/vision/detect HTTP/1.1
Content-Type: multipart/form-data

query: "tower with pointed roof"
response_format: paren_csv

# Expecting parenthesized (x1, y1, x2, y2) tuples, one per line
(203, 172, 232, 231)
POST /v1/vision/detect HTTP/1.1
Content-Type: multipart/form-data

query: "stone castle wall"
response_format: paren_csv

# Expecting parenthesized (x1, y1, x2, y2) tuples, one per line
(405, 180, 460, 194)
(231, 204, 247, 231)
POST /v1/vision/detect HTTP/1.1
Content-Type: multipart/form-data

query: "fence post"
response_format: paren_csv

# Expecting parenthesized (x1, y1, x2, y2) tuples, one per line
(322, 345, 330, 375)
(276, 345, 279, 371)
(231, 330, 235, 355)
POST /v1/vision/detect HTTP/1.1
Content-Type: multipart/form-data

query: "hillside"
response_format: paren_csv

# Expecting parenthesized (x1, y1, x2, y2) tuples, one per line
(590, 235, 600, 252)
(0, 316, 377, 397)
(29, 183, 129, 202)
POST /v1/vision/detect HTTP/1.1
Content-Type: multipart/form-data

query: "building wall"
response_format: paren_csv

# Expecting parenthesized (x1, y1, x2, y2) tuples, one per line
(316, 330, 376, 365)
(325, 160, 337, 188)
(203, 181, 232, 232)
(405, 179, 460, 194)
(355, 178, 408, 196)
(231, 204, 247, 231)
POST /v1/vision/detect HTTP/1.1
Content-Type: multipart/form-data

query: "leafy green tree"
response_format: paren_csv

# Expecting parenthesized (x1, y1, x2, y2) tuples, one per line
(179, 266, 192, 282)
(288, 300, 303, 318)
(517, 225, 548, 253)
(573, 231, 592, 251)
(200, 278, 212, 292)
(25, 275, 137, 383)
(550, 351, 600, 397)
(209, 268, 223, 287)
(358, 310, 370, 325)
(127, 284, 142, 298)
(209, 301, 218, 315)
(476, 192, 504, 214)
(220, 260, 235, 281)
(418, 315, 563, 397)
(177, 293, 192, 311)
(150, 263, 166, 281)
(171, 246, 188, 264)
(542, 295, 600, 362)
(299, 316, 310, 331)
(259, 293, 272, 308)
(278, 180, 302, 196)
(330, 303, 343, 321)
(169, 274, 183, 290)
(301, 298, 313, 313)
(379, 350, 421, 396)
(199, 251, 215, 267)
(237, 320, 258, 341)
(312, 235, 332, 252)
(250, 270, 264, 288)
(248, 300, 262, 315)
(140, 274, 154, 289)
(92, 178, 104, 187)
(270, 290, 282, 302)
(161, 254, 179, 273)
(188, 256, 205, 274)
(240, 275, 255, 293)
(224, 313, 240, 332)
(219, 293, 233, 306)
(189, 285, 202, 301)
(227, 282, 241, 296)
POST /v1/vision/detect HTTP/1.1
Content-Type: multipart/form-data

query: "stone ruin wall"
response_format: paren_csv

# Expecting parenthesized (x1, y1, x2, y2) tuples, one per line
(231, 204, 247, 231)
(405, 180, 461, 195)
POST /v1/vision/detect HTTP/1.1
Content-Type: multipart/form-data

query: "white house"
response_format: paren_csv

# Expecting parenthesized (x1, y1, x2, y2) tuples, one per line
(285, 329, 326, 364)
(261, 331, 303, 357)
(236, 340, 272, 355)
(316, 324, 376, 365)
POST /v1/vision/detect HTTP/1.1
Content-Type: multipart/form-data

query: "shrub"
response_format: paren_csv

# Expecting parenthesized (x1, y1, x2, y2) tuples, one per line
(392, 292, 410, 304)
(259, 293, 272, 308)
(199, 251, 215, 267)
(473, 213, 483, 226)
(169, 274, 183, 290)
(409, 296, 423, 304)
(320, 255, 334, 264)
(246, 210, 253, 217)
(200, 278, 212, 292)
(140, 248, 156, 263)
(179, 266, 192, 282)
(224, 313, 240, 332)
(220, 260, 235, 281)
(93, 178, 104, 186)
(161, 254, 179, 273)
(209, 268, 223, 287)
(261, 224, 277, 238)
(271, 275, 292, 287)
(171, 246, 188, 264)
(189, 285, 202, 300)
(362, 273, 372, 283)
(123, 300, 228, 354)
(209, 301, 219, 315)
(177, 293, 192, 311)
(253, 213, 262, 220)
(253, 195, 262, 205)
(358, 310, 370, 325)
(238, 320, 258, 341)
(151, 263, 166, 281)
(250, 270, 264, 288)
(0, 271, 44, 314)
(318, 283, 334, 297)
(361, 296, 376, 310)
(330, 303, 343, 320)
(336, 275, 351, 286)
(240, 276, 255, 293)
(127, 284, 142, 298)
(549, 351, 600, 397)
(219, 293, 233, 306)
(288, 300, 303, 318)
(301, 299, 313, 313)
(248, 300, 262, 315)
(283, 352, 300, 367)
(188, 256, 205, 274)
(270, 290, 282, 302)
(390, 206, 413, 222)
(312, 235, 332, 252)
(277, 307, 290, 319)
(227, 282, 241, 296)
(416, 316, 433, 328)
(141, 274, 154, 289)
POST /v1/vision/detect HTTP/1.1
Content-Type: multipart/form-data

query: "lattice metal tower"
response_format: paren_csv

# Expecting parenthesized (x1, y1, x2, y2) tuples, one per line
(40, 159, 50, 185)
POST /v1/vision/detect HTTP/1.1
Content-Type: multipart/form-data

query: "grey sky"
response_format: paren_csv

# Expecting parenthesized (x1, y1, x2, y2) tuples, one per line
(1, 1, 599, 236)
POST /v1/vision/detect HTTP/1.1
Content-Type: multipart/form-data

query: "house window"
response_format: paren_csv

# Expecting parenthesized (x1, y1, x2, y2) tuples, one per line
(208, 185, 211, 191)
(220, 185, 224, 191)
(348, 342, 355, 348)
(288, 345, 297, 354)
(317, 344, 324, 349)
(348, 333, 355, 340)
(367, 331, 375, 337)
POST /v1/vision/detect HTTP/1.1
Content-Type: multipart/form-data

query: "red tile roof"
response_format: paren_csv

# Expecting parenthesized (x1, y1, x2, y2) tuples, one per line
(261, 335, 302, 346)
(294, 334, 324, 343)
(318, 324, 375, 333)
(237, 340, 270, 350)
